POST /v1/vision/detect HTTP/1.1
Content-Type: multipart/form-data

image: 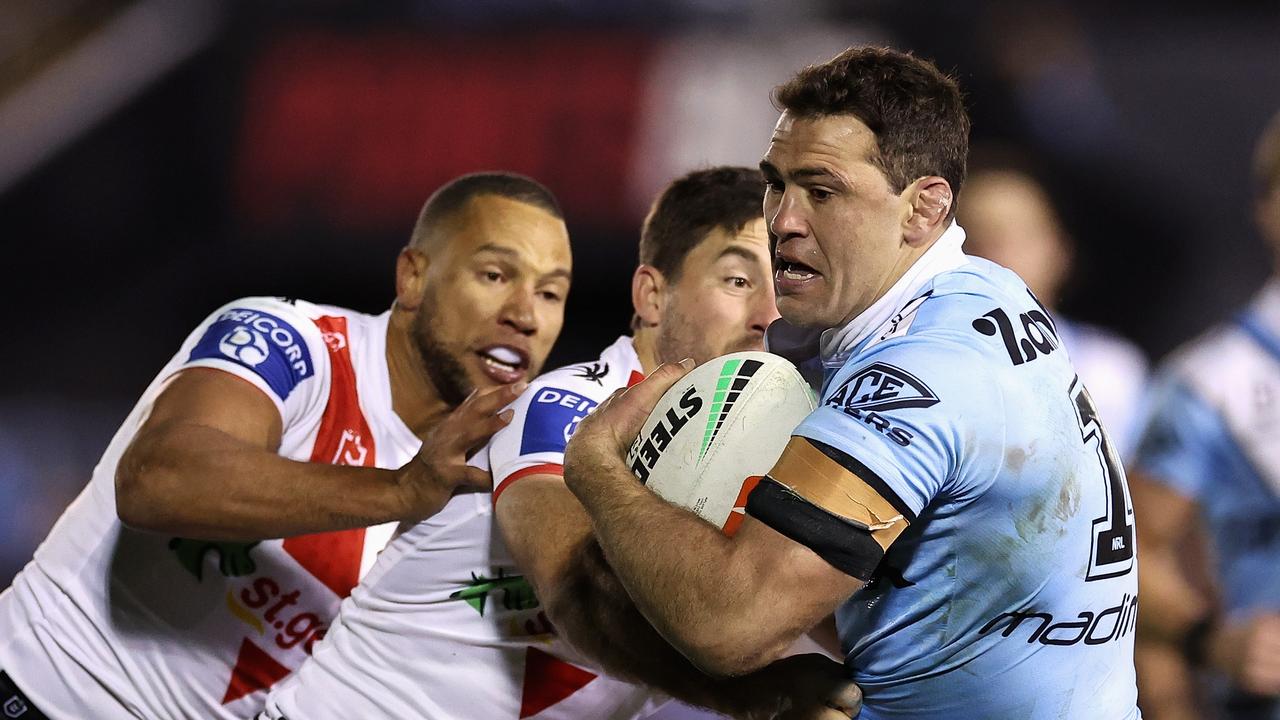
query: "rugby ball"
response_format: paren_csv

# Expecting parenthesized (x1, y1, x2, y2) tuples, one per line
(625, 352, 816, 535)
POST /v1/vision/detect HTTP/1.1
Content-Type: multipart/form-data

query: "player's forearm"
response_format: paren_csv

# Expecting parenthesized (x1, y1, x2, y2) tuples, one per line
(574, 468, 784, 675)
(116, 421, 407, 540)
(1135, 547, 1213, 643)
(1136, 640, 1204, 720)
(546, 537, 782, 715)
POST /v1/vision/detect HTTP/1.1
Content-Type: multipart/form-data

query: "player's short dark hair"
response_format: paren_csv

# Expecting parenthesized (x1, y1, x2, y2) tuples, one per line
(774, 46, 969, 220)
(1253, 109, 1280, 199)
(639, 166, 765, 282)
(412, 172, 563, 245)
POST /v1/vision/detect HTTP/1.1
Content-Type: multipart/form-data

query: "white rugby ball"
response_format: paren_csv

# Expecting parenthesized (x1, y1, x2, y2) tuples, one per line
(626, 352, 816, 534)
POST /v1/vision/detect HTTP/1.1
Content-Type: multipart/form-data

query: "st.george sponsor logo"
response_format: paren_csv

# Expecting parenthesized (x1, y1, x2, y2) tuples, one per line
(232, 576, 330, 654)
(628, 387, 703, 483)
(978, 593, 1138, 647)
(168, 540, 334, 657)
(824, 362, 939, 446)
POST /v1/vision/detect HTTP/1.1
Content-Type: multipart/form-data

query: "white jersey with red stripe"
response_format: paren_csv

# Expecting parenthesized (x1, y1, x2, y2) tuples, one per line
(263, 336, 665, 720)
(0, 297, 405, 719)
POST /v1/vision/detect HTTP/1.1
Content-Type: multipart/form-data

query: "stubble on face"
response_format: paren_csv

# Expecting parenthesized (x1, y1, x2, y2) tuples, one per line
(654, 286, 769, 367)
(410, 287, 474, 407)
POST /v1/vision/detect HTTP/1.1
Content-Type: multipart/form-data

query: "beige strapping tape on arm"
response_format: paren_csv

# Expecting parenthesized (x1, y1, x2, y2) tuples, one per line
(767, 437, 910, 551)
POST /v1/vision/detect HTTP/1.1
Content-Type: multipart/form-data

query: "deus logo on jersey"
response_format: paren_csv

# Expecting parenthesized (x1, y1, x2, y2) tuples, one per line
(825, 363, 938, 447)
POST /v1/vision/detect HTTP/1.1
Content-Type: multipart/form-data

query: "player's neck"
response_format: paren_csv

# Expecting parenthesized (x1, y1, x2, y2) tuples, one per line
(630, 327, 661, 376)
(385, 312, 453, 437)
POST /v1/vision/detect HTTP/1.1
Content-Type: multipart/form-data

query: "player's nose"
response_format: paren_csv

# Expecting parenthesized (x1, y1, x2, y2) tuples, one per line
(748, 286, 782, 336)
(500, 287, 538, 335)
(767, 190, 808, 241)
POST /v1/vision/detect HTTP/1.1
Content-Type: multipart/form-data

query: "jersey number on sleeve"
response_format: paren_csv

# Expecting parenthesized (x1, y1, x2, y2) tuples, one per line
(1070, 377, 1135, 581)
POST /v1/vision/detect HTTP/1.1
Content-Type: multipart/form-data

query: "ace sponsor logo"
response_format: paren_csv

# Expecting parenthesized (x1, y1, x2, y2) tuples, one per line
(825, 363, 938, 446)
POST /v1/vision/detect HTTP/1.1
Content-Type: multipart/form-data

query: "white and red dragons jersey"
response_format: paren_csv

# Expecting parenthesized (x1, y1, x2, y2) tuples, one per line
(0, 297, 407, 719)
(262, 336, 669, 720)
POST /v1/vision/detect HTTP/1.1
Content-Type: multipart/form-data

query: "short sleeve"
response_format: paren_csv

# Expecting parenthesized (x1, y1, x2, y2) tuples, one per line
(489, 372, 613, 501)
(1130, 374, 1225, 501)
(791, 341, 996, 519)
(176, 298, 329, 427)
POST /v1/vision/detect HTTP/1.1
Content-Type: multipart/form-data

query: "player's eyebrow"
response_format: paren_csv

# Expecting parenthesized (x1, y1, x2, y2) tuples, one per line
(758, 160, 848, 189)
(759, 160, 783, 181)
(790, 167, 848, 188)
(715, 245, 762, 266)
(474, 243, 571, 282)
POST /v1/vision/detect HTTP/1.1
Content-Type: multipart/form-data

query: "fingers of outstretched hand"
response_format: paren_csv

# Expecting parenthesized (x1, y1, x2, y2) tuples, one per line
(442, 383, 525, 451)
(454, 465, 494, 493)
(592, 359, 695, 442)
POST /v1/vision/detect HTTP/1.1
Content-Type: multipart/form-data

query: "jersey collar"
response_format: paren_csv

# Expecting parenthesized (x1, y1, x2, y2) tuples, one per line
(766, 222, 969, 374)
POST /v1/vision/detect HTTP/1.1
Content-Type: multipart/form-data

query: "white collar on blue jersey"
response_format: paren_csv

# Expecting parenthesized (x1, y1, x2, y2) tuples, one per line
(766, 221, 969, 370)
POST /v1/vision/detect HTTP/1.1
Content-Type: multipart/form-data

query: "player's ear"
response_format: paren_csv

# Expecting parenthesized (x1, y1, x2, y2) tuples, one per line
(395, 247, 431, 311)
(631, 264, 666, 329)
(902, 176, 953, 245)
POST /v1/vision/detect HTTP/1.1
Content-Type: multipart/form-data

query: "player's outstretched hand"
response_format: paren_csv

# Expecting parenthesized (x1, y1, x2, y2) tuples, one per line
(564, 359, 693, 500)
(393, 382, 526, 522)
(1211, 613, 1280, 696)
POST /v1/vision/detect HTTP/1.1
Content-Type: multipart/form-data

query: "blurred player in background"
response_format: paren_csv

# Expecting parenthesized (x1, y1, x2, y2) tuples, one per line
(959, 152, 1148, 455)
(564, 46, 1141, 719)
(263, 166, 855, 720)
(1130, 109, 1280, 720)
(0, 173, 567, 719)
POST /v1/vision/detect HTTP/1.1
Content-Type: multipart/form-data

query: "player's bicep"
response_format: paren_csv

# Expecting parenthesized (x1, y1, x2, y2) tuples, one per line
(494, 474, 593, 596)
(747, 436, 912, 582)
(1129, 471, 1197, 548)
(140, 367, 284, 451)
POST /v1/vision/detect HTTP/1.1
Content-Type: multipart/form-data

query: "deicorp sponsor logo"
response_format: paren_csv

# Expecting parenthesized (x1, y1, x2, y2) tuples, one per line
(520, 387, 600, 455)
(978, 593, 1138, 647)
(824, 362, 939, 446)
(189, 307, 315, 400)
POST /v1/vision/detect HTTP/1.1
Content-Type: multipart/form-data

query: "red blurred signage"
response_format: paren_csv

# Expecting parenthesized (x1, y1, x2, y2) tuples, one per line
(236, 31, 652, 232)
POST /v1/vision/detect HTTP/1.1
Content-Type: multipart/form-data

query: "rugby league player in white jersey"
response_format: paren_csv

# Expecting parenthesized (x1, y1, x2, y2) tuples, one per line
(0, 172, 570, 719)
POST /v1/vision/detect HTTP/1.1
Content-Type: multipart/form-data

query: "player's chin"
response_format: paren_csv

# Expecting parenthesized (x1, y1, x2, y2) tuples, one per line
(776, 295, 834, 329)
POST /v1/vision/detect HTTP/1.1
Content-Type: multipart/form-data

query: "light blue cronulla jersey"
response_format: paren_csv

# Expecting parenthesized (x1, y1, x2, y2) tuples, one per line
(788, 254, 1140, 719)
(1132, 281, 1280, 718)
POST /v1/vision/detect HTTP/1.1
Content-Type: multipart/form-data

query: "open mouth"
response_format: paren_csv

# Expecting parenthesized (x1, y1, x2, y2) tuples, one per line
(776, 259, 819, 282)
(476, 345, 529, 384)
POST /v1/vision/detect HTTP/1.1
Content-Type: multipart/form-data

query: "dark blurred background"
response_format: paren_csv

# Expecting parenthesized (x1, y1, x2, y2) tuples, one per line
(1, 0, 1278, 584)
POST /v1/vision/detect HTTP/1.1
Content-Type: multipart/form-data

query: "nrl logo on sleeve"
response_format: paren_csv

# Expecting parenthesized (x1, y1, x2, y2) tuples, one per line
(825, 362, 939, 413)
